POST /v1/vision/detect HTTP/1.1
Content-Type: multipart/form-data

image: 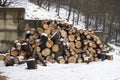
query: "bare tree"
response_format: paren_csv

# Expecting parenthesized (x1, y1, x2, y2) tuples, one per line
(0, 0, 12, 7)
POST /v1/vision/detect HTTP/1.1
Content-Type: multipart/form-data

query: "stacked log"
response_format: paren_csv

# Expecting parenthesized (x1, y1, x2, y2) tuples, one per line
(0, 20, 113, 66)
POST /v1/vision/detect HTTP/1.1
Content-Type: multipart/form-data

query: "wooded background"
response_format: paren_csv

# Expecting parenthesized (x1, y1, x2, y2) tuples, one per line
(29, 0, 120, 45)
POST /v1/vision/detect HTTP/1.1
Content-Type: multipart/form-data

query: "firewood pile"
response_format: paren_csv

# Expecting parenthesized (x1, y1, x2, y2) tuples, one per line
(0, 20, 113, 66)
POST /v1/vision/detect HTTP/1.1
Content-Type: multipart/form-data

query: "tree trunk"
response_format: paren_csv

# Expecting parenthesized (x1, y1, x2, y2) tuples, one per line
(67, 0, 72, 21)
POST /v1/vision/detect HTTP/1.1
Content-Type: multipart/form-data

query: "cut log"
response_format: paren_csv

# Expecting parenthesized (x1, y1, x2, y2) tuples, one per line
(29, 28, 35, 35)
(68, 56, 77, 63)
(75, 41, 81, 48)
(96, 39, 102, 45)
(65, 50, 71, 57)
(90, 57, 94, 62)
(37, 28, 43, 34)
(83, 40, 88, 46)
(10, 50, 18, 57)
(44, 29, 51, 35)
(41, 48, 51, 57)
(46, 55, 55, 63)
(68, 34, 75, 41)
(83, 57, 91, 63)
(106, 55, 113, 60)
(69, 41, 75, 49)
(36, 52, 47, 66)
(15, 43, 21, 51)
(52, 44, 59, 52)
(48, 22, 56, 30)
(26, 58, 37, 69)
(86, 34, 91, 39)
(14, 57, 19, 64)
(4, 55, 14, 66)
(28, 38, 35, 45)
(93, 37, 97, 42)
(46, 40, 54, 48)
(0, 55, 5, 60)
(99, 44, 104, 49)
(18, 38, 24, 44)
(91, 29, 95, 35)
(70, 50, 75, 56)
(84, 30, 88, 36)
(76, 36, 81, 41)
(97, 49, 101, 54)
(75, 49, 82, 54)
(57, 56, 66, 64)
(33, 32, 39, 39)
(94, 57, 99, 61)
(19, 50, 26, 58)
(36, 40, 41, 47)
(77, 58, 83, 63)
(98, 54, 106, 61)
(43, 24, 49, 29)
(68, 29, 73, 35)
(36, 47, 41, 52)
(72, 28, 77, 33)
(88, 41, 94, 47)
(79, 29, 84, 34)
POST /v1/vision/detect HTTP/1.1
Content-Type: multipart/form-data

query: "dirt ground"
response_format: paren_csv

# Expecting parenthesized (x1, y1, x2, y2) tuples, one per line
(0, 72, 7, 80)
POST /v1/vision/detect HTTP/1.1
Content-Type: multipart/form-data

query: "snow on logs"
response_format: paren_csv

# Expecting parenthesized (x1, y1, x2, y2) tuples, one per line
(0, 20, 113, 66)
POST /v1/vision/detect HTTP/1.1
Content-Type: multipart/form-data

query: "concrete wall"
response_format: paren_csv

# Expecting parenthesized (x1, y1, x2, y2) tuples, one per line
(0, 8, 25, 52)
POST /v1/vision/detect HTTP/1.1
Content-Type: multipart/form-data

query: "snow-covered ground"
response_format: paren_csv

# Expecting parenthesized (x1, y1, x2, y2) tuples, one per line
(9, 0, 60, 20)
(0, 44, 120, 80)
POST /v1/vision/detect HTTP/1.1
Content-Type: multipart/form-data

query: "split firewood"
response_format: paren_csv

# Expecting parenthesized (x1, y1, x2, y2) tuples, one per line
(60, 30, 67, 38)
(69, 41, 75, 49)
